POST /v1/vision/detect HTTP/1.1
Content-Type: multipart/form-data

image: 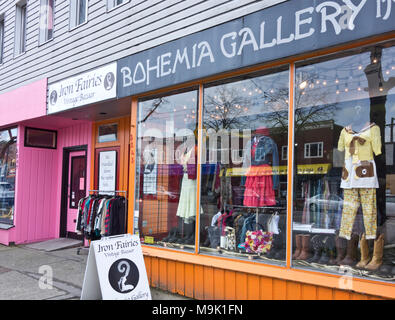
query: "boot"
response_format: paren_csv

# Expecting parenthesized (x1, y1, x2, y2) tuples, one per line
(365, 234, 384, 271)
(274, 233, 286, 260)
(266, 234, 280, 259)
(177, 222, 192, 244)
(356, 233, 371, 269)
(326, 236, 337, 265)
(318, 248, 330, 264)
(308, 235, 322, 263)
(318, 236, 331, 264)
(328, 248, 337, 265)
(378, 264, 392, 276)
(335, 235, 347, 265)
(297, 234, 312, 260)
(339, 234, 359, 266)
(292, 234, 303, 260)
(162, 227, 177, 242)
(169, 218, 183, 243)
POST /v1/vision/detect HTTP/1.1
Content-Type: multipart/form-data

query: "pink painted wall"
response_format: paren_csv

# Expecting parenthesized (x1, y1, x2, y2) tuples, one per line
(0, 79, 47, 245)
(0, 79, 47, 128)
(2, 121, 92, 245)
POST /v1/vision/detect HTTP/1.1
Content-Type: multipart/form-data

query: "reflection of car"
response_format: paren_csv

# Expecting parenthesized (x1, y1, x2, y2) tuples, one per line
(0, 182, 14, 204)
(303, 194, 343, 229)
(307, 194, 343, 208)
(386, 195, 395, 218)
(156, 186, 178, 200)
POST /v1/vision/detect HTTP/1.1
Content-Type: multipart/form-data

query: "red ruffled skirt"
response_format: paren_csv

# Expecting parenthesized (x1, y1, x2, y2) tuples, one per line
(243, 164, 276, 207)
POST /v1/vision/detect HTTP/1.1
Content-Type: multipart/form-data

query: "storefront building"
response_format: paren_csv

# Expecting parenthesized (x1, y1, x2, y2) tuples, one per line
(0, 0, 394, 300)
(0, 76, 96, 245)
(118, 0, 395, 299)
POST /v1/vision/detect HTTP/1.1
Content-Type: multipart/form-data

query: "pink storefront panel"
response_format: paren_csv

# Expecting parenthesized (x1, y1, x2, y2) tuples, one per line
(0, 79, 47, 128)
(4, 121, 92, 245)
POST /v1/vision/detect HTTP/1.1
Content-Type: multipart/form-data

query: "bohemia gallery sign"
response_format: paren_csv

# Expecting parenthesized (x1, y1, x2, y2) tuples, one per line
(117, 0, 395, 97)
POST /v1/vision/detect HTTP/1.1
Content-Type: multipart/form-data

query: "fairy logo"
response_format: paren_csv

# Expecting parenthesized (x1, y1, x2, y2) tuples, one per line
(108, 259, 139, 294)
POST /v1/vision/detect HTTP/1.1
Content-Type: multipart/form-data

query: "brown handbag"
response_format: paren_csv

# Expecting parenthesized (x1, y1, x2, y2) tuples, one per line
(355, 161, 374, 178)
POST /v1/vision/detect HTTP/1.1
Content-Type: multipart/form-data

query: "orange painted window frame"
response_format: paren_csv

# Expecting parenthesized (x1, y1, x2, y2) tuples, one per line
(90, 116, 131, 194)
(127, 32, 395, 299)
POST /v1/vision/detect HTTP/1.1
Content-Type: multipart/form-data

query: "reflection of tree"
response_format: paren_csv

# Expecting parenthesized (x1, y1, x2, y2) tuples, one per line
(252, 76, 339, 136)
(203, 72, 340, 137)
(204, 85, 248, 131)
(249, 78, 289, 136)
(138, 97, 167, 124)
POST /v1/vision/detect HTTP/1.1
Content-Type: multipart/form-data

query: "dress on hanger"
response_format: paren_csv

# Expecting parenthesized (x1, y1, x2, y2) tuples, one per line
(176, 147, 197, 224)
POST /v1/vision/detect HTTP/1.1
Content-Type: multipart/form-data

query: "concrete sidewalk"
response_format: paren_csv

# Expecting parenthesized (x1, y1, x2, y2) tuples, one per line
(0, 243, 189, 300)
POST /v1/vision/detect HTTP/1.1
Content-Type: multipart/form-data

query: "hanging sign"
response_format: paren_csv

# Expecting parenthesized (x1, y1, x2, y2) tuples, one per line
(117, 0, 395, 97)
(99, 150, 117, 195)
(48, 63, 117, 114)
(142, 148, 157, 194)
(81, 234, 151, 300)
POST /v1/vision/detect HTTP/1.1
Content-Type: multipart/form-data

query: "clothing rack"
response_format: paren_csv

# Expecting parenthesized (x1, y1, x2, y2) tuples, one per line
(224, 204, 285, 231)
(225, 204, 284, 210)
(76, 190, 128, 255)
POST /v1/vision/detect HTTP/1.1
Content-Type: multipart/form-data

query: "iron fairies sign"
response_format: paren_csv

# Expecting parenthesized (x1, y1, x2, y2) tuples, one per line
(48, 63, 117, 114)
(117, 0, 395, 97)
(81, 234, 151, 300)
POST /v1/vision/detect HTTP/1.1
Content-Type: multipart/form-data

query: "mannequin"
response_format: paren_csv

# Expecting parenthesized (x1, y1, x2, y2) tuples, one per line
(338, 111, 381, 241)
(175, 144, 198, 244)
(242, 127, 279, 207)
(337, 106, 382, 266)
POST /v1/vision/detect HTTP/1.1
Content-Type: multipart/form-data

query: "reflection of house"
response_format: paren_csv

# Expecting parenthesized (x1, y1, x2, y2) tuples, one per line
(275, 120, 343, 173)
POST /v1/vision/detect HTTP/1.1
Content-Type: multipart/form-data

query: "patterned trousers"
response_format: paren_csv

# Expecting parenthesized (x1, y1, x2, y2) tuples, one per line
(339, 188, 377, 240)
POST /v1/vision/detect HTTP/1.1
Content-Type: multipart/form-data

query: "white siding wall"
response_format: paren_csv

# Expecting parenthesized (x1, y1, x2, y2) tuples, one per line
(0, 0, 286, 95)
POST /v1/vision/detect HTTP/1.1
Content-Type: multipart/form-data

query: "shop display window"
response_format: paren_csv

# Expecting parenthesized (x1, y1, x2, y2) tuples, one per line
(199, 67, 289, 264)
(135, 89, 198, 251)
(292, 41, 395, 282)
(0, 127, 17, 225)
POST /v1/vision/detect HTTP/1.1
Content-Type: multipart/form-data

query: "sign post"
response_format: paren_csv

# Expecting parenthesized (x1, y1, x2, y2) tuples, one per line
(81, 234, 151, 300)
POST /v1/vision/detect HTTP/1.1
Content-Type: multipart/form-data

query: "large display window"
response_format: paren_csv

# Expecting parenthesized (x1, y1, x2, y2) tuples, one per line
(0, 127, 17, 225)
(199, 67, 289, 264)
(135, 89, 199, 251)
(133, 37, 395, 290)
(292, 41, 395, 281)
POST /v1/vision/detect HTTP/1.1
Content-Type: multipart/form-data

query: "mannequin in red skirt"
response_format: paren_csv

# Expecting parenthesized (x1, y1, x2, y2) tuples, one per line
(242, 127, 279, 207)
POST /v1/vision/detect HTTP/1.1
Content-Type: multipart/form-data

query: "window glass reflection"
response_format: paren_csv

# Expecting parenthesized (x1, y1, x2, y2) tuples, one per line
(293, 42, 395, 281)
(200, 67, 289, 264)
(135, 90, 198, 251)
(0, 127, 17, 225)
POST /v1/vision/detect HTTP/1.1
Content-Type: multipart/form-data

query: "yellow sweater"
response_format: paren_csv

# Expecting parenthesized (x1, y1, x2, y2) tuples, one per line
(337, 123, 382, 163)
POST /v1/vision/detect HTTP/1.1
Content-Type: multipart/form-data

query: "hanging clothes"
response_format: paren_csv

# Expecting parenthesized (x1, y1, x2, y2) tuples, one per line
(76, 194, 127, 239)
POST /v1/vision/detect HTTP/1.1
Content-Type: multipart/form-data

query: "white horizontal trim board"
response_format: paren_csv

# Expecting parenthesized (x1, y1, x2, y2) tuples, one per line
(0, 0, 286, 95)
